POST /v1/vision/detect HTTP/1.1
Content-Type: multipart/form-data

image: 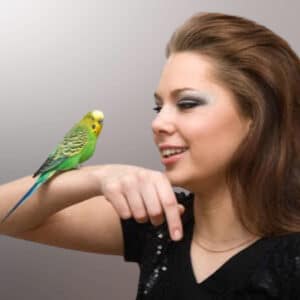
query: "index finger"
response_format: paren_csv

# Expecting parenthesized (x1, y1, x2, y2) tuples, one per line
(154, 175, 183, 241)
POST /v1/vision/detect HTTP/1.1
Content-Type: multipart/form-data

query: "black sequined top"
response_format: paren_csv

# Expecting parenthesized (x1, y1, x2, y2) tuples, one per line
(120, 192, 300, 299)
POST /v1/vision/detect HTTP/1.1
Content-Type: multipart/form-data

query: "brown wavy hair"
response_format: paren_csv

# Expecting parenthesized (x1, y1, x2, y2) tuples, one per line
(166, 12, 300, 237)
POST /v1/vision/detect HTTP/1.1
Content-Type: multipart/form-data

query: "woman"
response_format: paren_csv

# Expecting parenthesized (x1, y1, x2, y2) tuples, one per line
(0, 12, 299, 299)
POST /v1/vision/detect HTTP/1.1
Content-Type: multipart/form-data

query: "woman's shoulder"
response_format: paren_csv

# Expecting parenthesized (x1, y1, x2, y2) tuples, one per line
(274, 232, 300, 270)
(248, 232, 300, 297)
(272, 232, 300, 259)
(261, 232, 300, 273)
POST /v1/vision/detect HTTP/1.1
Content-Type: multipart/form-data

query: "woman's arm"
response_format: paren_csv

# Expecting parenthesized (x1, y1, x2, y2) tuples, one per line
(0, 166, 124, 255)
(0, 166, 102, 235)
(13, 195, 124, 255)
(0, 164, 184, 255)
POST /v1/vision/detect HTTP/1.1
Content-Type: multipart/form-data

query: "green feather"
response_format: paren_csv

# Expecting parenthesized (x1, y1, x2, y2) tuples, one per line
(1, 110, 104, 223)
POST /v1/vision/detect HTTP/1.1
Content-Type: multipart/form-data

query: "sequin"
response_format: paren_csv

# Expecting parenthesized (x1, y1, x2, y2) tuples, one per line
(126, 192, 300, 299)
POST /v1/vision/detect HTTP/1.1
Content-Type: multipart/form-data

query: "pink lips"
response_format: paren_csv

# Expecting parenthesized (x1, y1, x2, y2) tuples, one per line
(161, 149, 187, 166)
(158, 144, 188, 166)
(158, 144, 188, 151)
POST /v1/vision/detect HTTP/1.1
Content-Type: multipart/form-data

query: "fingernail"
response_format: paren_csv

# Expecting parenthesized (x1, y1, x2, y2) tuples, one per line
(173, 229, 182, 241)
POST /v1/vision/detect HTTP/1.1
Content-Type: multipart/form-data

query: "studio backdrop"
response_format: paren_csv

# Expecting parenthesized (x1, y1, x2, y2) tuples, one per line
(0, 1, 299, 299)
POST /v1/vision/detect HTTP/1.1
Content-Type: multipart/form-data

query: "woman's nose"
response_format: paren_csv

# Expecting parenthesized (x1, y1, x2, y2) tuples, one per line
(151, 108, 175, 135)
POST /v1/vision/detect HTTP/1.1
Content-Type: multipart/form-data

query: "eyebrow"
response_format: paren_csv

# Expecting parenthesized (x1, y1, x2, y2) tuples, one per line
(153, 88, 197, 103)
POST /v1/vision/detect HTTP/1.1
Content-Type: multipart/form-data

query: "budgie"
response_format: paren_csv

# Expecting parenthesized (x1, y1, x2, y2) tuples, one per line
(1, 110, 104, 223)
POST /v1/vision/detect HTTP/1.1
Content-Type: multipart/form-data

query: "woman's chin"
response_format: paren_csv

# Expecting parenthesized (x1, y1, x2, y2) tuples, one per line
(164, 172, 191, 188)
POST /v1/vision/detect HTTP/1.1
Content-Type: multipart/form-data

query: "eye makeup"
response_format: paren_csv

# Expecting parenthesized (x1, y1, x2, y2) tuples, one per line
(177, 89, 214, 103)
(153, 88, 215, 112)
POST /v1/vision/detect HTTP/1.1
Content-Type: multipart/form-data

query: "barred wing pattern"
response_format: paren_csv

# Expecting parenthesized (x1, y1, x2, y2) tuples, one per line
(33, 125, 89, 178)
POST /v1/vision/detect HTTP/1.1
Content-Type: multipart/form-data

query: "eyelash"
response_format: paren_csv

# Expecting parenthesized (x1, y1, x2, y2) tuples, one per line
(152, 99, 203, 113)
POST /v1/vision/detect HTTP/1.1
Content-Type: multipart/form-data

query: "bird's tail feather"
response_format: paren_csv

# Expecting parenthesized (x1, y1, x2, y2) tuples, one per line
(1, 171, 56, 223)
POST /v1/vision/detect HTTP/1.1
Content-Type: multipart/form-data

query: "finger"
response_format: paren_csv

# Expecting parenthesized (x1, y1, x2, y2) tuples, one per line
(105, 190, 132, 219)
(140, 181, 164, 226)
(123, 181, 149, 223)
(155, 176, 183, 241)
(178, 204, 185, 215)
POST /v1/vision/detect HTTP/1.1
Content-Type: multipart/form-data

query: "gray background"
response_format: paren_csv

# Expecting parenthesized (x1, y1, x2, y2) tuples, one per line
(0, 0, 299, 299)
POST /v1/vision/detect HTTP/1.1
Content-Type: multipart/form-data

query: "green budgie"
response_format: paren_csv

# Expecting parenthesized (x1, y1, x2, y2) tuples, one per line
(1, 110, 104, 223)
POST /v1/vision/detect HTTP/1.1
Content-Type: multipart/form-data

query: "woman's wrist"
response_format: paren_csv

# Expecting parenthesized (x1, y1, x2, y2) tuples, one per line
(81, 164, 108, 197)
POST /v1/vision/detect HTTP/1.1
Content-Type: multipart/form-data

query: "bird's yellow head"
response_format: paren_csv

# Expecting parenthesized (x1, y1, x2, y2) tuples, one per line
(82, 110, 104, 137)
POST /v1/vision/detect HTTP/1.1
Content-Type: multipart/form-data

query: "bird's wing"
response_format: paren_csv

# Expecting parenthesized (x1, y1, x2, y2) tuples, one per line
(33, 125, 89, 178)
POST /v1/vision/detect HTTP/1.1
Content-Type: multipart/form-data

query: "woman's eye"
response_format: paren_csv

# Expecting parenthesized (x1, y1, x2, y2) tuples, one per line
(152, 105, 161, 113)
(177, 100, 200, 109)
(152, 99, 203, 113)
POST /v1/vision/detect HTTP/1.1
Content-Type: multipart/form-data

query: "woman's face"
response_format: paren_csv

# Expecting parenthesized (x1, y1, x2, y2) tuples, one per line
(152, 51, 252, 191)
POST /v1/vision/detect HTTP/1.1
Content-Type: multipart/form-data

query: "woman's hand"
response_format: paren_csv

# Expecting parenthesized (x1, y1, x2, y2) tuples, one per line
(89, 164, 185, 241)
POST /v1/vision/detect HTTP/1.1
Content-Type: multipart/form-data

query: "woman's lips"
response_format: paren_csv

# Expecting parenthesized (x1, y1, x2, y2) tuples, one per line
(161, 150, 187, 165)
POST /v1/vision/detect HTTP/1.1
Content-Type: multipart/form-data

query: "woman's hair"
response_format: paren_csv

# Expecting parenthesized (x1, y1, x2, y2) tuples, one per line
(166, 12, 300, 237)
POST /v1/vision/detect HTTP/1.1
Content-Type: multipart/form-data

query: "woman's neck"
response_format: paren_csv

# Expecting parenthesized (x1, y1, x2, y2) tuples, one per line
(192, 186, 259, 247)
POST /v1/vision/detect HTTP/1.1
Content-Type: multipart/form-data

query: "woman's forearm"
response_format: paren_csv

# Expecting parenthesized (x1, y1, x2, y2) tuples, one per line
(0, 165, 104, 235)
